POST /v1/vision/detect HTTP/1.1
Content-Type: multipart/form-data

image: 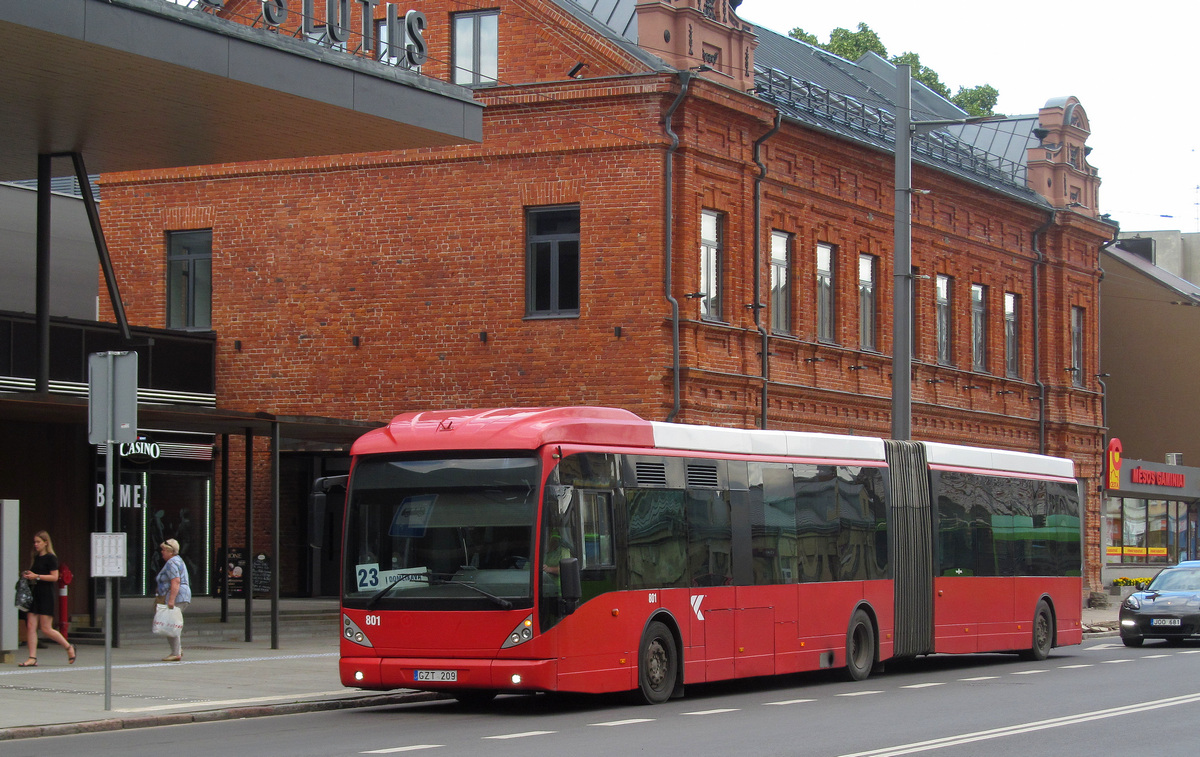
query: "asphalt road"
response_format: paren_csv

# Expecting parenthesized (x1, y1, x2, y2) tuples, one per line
(12, 637, 1200, 757)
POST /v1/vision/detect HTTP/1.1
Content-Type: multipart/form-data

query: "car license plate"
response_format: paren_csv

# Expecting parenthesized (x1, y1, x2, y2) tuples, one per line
(415, 669, 457, 682)
(1151, 618, 1182, 626)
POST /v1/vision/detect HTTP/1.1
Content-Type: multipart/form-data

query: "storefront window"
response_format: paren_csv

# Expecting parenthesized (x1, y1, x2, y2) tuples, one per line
(1106, 496, 1195, 565)
(1104, 497, 1123, 564)
(1148, 500, 1169, 564)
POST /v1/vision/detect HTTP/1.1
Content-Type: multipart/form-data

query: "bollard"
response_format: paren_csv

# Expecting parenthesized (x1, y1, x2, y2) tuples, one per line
(57, 563, 73, 639)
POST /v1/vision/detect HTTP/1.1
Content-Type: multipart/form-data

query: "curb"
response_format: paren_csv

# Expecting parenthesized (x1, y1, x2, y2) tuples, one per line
(0, 690, 443, 742)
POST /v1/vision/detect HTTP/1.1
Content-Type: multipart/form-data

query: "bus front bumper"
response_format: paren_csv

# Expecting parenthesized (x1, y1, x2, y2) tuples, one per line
(341, 656, 558, 693)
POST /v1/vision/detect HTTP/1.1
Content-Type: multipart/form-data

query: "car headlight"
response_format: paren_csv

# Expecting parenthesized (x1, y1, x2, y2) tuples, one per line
(501, 614, 535, 649)
(1123, 594, 1142, 611)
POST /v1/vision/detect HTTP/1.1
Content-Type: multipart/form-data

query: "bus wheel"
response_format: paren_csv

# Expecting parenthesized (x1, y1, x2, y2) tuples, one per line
(453, 690, 497, 708)
(637, 620, 678, 704)
(1020, 601, 1053, 661)
(845, 609, 876, 681)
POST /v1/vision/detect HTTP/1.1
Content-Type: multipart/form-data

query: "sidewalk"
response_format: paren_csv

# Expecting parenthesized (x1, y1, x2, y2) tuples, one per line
(0, 597, 434, 742)
(0, 596, 1122, 742)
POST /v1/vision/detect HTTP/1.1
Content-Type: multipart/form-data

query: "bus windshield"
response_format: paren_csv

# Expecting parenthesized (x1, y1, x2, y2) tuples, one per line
(342, 455, 540, 610)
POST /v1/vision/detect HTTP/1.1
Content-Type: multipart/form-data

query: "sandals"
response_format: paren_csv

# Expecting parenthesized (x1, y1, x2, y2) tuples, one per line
(17, 658, 37, 667)
(67, 644, 76, 664)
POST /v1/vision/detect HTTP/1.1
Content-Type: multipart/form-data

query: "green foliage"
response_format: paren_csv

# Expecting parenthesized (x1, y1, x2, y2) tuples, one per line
(891, 52, 949, 98)
(787, 22, 1000, 116)
(951, 84, 1001, 117)
(788, 27, 819, 46)
(826, 22, 887, 61)
(1112, 576, 1151, 589)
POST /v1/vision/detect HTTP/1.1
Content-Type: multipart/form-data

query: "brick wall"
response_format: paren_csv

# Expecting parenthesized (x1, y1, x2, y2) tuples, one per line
(101, 0, 1110, 592)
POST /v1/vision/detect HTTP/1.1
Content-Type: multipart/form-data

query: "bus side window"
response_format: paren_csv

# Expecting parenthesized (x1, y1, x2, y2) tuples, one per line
(580, 491, 614, 568)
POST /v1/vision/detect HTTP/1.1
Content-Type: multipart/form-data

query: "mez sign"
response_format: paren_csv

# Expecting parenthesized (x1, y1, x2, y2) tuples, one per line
(198, 0, 428, 69)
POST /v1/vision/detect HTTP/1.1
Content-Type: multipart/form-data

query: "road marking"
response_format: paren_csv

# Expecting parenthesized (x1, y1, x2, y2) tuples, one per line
(764, 698, 815, 705)
(362, 747, 443, 754)
(1142, 654, 1171, 659)
(683, 708, 740, 715)
(1180, 650, 1200, 654)
(837, 691, 1200, 757)
(837, 691, 882, 697)
(901, 683, 945, 689)
(589, 719, 655, 727)
(1058, 664, 1092, 669)
(484, 731, 556, 740)
(958, 676, 998, 682)
(1102, 659, 1133, 664)
(1010, 670, 1045, 676)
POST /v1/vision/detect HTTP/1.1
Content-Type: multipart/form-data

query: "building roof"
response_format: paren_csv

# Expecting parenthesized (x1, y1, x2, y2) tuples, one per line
(0, 0, 482, 182)
(555, 0, 1048, 207)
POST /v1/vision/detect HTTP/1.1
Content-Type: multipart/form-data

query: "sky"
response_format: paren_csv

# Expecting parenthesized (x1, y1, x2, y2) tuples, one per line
(736, 0, 1200, 233)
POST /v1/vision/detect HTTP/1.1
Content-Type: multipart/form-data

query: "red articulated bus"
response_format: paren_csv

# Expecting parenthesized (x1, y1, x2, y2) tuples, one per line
(338, 407, 1082, 704)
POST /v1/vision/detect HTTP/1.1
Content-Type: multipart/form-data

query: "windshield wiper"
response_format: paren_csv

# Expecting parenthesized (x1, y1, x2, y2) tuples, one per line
(366, 571, 430, 608)
(367, 571, 514, 610)
(428, 573, 514, 610)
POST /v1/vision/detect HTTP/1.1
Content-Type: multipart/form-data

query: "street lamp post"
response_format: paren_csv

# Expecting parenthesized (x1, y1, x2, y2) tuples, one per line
(891, 65, 1000, 441)
(892, 64, 914, 441)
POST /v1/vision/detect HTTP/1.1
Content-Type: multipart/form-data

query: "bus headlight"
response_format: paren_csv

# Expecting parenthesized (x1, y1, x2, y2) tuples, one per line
(501, 614, 535, 649)
(343, 615, 374, 648)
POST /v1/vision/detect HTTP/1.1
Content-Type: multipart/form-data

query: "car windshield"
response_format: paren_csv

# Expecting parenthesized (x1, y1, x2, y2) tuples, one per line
(1149, 567, 1200, 592)
(343, 455, 540, 609)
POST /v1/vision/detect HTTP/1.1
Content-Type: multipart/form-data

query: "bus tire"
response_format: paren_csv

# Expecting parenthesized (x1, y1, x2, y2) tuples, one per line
(845, 609, 876, 681)
(637, 620, 678, 704)
(1020, 600, 1053, 661)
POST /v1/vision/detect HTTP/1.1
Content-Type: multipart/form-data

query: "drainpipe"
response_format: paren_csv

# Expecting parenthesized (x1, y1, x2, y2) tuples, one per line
(752, 111, 783, 429)
(1096, 222, 1122, 435)
(663, 71, 693, 423)
(1032, 211, 1055, 454)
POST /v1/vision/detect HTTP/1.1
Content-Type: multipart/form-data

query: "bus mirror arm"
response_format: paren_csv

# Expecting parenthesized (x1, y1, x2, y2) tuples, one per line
(560, 557, 582, 613)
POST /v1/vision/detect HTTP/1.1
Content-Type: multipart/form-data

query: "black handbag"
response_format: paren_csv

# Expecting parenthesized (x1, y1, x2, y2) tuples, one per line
(14, 578, 33, 612)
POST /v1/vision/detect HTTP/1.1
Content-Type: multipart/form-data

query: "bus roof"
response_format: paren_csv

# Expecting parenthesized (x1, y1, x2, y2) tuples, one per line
(351, 407, 1074, 478)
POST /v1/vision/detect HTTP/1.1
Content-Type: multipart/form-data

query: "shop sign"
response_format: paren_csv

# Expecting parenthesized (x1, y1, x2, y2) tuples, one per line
(197, 0, 429, 69)
(95, 483, 148, 509)
(1130, 467, 1186, 488)
(120, 441, 162, 462)
(1106, 437, 1121, 490)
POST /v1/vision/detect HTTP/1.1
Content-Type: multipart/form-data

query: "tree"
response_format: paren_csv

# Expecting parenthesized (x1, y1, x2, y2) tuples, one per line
(825, 23, 887, 61)
(951, 84, 1000, 117)
(787, 23, 1000, 116)
(891, 52, 949, 99)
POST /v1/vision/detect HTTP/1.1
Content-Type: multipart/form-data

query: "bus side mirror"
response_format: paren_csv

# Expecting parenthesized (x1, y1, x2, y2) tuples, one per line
(560, 557, 581, 612)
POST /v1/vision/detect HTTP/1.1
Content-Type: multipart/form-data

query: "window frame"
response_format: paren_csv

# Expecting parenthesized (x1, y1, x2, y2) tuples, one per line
(700, 209, 724, 322)
(452, 9, 499, 87)
(1004, 292, 1020, 378)
(971, 283, 988, 373)
(858, 253, 877, 351)
(525, 205, 581, 319)
(936, 274, 954, 366)
(816, 243, 836, 343)
(769, 230, 792, 334)
(165, 229, 213, 331)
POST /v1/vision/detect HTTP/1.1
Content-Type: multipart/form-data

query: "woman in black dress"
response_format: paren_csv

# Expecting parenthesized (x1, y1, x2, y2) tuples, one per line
(18, 531, 75, 667)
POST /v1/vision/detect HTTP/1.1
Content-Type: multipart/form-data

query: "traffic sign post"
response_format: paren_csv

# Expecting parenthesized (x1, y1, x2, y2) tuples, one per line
(88, 351, 136, 710)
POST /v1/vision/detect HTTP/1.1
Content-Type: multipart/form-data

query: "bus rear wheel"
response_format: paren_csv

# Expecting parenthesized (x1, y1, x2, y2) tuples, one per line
(637, 620, 678, 704)
(845, 609, 876, 681)
(1019, 601, 1053, 661)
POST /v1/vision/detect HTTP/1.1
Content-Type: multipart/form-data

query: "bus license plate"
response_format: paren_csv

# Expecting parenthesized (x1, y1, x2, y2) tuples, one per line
(1151, 618, 1181, 626)
(415, 669, 457, 682)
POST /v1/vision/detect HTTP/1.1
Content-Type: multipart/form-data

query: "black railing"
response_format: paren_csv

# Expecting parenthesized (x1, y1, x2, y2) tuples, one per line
(0, 311, 216, 403)
(753, 66, 1028, 189)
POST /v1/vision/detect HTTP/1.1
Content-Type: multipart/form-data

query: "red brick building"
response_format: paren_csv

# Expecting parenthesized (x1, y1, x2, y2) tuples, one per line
(98, 0, 1113, 593)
